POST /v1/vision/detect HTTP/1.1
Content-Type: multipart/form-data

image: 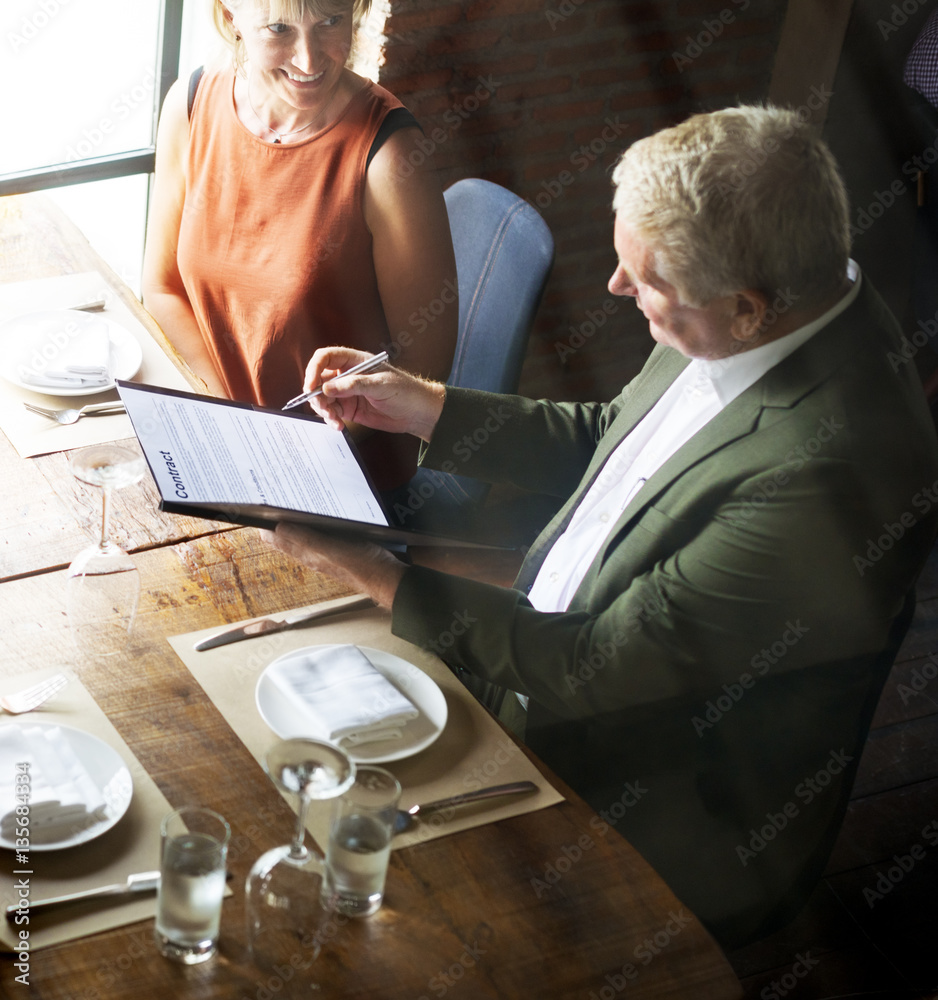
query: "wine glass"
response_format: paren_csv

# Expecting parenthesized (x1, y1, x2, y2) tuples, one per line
(66, 442, 146, 655)
(246, 738, 356, 978)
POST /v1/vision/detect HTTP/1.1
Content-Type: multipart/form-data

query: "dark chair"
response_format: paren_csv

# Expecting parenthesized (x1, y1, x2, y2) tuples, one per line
(401, 178, 554, 527)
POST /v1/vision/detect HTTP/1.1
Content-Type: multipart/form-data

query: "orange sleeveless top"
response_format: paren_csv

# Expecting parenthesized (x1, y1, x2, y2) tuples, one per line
(178, 69, 414, 488)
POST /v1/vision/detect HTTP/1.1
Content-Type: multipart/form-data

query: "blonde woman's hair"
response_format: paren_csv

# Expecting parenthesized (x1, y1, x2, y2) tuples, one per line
(611, 105, 851, 308)
(213, 0, 373, 73)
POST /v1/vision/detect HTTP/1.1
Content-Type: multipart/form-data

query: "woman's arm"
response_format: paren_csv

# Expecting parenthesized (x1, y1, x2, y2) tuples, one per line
(363, 126, 458, 382)
(141, 78, 227, 396)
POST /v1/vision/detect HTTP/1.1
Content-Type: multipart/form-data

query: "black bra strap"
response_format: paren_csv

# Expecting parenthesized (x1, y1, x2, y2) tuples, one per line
(187, 65, 205, 120)
(366, 107, 421, 168)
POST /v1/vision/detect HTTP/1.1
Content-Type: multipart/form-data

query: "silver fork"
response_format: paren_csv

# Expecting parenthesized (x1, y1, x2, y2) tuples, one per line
(0, 673, 69, 714)
(23, 401, 125, 425)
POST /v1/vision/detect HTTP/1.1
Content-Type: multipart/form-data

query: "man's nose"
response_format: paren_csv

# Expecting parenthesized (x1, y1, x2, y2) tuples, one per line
(608, 266, 636, 298)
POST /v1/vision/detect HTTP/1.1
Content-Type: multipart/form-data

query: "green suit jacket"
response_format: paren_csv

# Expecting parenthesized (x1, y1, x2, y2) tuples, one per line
(392, 278, 938, 946)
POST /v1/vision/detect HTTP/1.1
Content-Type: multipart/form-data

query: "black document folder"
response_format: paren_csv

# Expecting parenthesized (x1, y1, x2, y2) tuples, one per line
(116, 381, 506, 550)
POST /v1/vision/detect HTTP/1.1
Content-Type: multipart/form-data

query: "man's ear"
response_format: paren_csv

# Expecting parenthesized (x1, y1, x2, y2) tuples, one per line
(728, 289, 769, 345)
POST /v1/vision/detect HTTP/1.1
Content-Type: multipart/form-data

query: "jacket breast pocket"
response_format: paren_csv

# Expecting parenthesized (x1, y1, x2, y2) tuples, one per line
(595, 503, 701, 583)
(631, 502, 696, 546)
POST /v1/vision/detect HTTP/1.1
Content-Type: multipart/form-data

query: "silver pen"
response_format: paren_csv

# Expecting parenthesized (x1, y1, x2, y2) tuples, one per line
(282, 351, 390, 411)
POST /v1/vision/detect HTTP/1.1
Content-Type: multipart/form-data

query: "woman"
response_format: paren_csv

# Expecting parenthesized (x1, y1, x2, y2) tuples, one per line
(142, 0, 457, 490)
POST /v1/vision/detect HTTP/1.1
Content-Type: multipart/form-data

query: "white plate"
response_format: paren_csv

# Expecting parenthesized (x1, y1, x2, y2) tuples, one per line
(256, 645, 448, 763)
(0, 309, 143, 397)
(0, 722, 133, 852)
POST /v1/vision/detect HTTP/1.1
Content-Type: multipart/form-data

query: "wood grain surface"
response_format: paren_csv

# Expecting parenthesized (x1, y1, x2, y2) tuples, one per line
(0, 192, 743, 999)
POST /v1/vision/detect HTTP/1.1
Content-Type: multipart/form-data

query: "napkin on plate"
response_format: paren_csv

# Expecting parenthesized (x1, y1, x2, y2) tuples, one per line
(0, 724, 107, 844)
(18, 319, 112, 388)
(269, 645, 419, 747)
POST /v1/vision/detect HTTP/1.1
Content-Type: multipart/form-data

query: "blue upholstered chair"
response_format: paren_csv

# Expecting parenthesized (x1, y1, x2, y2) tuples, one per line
(400, 178, 554, 526)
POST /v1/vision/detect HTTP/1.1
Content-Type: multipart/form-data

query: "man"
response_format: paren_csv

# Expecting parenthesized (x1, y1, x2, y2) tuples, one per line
(265, 106, 938, 947)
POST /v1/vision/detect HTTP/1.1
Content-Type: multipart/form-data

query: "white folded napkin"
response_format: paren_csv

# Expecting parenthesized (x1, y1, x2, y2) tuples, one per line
(0, 724, 106, 844)
(269, 645, 419, 747)
(18, 319, 112, 388)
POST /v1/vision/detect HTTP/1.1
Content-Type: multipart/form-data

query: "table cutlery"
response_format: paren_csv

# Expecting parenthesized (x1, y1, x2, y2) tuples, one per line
(194, 595, 376, 651)
(394, 780, 538, 834)
(23, 401, 125, 425)
(4, 871, 160, 920)
(71, 297, 107, 312)
(0, 673, 68, 714)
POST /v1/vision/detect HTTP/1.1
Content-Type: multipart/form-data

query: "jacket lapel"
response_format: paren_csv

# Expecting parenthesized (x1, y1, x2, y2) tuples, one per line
(588, 347, 689, 473)
(516, 290, 865, 595)
(584, 389, 765, 584)
(585, 300, 863, 582)
(515, 347, 688, 592)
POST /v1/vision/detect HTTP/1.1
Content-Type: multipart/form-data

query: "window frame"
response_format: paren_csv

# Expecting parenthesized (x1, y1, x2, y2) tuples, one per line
(0, 0, 184, 198)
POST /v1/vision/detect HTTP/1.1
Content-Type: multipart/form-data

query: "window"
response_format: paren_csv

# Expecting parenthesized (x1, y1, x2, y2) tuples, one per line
(0, 0, 388, 295)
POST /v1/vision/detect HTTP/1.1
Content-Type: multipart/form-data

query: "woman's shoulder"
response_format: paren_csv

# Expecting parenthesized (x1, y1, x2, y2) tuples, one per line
(341, 73, 407, 121)
(188, 60, 233, 106)
(364, 77, 406, 112)
(335, 76, 421, 167)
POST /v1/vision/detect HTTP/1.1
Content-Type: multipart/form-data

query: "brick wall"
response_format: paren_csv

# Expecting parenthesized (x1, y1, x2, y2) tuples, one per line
(379, 0, 786, 403)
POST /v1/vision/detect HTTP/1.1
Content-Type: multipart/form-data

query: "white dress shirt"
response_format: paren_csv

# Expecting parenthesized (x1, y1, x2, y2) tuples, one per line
(527, 263, 862, 613)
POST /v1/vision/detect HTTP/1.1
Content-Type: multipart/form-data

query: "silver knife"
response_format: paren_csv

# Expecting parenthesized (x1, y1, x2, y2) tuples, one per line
(194, 595, 376, 651)
(394, 781, 539, 834)
(5, 871, 159, 920)
(71, 296, 107, 312)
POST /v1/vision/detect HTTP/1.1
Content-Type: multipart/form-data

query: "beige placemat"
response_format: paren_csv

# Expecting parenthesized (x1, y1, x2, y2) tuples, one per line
(0, 668, 173, 952)
(0, 272, 193, 457)
(169, 596, 564, 851)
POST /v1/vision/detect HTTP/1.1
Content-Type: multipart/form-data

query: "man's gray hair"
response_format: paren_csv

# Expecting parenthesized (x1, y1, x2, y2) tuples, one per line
(611, 105, 851, 308)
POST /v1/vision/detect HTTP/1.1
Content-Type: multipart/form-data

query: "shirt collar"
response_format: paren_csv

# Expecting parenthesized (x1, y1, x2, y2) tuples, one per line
(693, 260, 861, 406)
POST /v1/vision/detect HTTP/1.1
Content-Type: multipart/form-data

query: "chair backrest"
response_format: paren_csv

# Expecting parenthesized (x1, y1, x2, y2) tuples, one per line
(443, 178, 554, 394)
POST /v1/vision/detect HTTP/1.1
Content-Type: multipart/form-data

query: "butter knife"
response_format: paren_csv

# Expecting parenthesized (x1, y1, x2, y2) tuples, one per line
(194, 595, 376, 651)
(71, 296, 107, 312)
(394, 781, 539, 834)
(5, 871, 159, 920)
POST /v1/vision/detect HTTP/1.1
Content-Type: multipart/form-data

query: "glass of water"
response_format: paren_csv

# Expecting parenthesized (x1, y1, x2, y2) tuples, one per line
(245, 739, 356, 978)
(323, 766, 401, 917)
(155, 806, 230, 964)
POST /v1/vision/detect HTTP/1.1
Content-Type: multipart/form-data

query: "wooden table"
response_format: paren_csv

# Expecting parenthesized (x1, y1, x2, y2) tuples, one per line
(0, 193, 743, 999)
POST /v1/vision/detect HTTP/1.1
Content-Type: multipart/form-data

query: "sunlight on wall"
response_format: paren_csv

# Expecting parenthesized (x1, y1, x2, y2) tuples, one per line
(354, 0, 391, 82)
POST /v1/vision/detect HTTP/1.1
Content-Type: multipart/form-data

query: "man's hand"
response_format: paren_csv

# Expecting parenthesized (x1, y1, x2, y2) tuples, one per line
(301, 348, 446, 441)
(262, 522, 406, 610)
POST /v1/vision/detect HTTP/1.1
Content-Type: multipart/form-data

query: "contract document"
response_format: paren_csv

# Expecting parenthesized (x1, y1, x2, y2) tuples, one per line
(117, 382, 499, 549)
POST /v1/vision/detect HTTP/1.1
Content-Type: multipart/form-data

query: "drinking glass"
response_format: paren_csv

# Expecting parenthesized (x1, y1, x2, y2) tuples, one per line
(246, 739, 356, 978)
(323, 766, 400, 917)
(155, 806, 230, 964)
(65, 443, 145, 653)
